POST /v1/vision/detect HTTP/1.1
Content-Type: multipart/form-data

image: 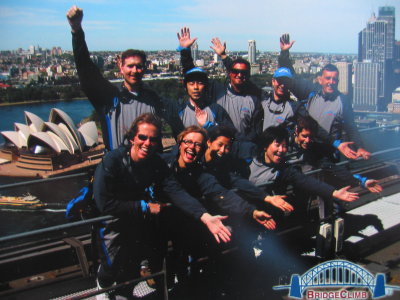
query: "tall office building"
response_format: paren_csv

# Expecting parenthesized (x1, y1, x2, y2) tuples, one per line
(334, 62, 352, 95)
(378, 6, 395, 61)
(191, 42, 199, 63)
(356, 6, 396, 111)
(248, 40, 256, 64)
(354, 62, 380, 111)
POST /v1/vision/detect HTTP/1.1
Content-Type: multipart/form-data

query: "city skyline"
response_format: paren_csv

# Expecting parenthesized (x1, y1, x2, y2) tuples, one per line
(1, 0, 399, 54)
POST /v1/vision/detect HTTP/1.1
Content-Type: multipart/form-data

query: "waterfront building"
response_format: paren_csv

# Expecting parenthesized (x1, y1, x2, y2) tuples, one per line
(0, 108, 103, 177)
(248, 40, 256, 64)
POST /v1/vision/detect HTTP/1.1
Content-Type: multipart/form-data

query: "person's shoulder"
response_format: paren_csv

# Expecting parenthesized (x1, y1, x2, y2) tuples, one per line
(101, 146, 129, 170)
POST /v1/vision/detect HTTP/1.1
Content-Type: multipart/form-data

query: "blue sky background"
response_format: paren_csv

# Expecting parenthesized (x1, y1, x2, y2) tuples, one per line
(0, 0, 399, 54)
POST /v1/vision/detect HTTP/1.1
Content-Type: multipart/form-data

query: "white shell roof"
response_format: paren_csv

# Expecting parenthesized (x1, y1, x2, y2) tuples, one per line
(24, 111, 44, 133)
(14, 123, 31, 141)
(2, 108, 99, 154)
(49, 108, 84, 152)
(1, 131, 27, 148)
(43, 122, 74, 154)
(28, 132, 63, 153)
(78, 121, 98, 147)
(58, 123, 80, 153)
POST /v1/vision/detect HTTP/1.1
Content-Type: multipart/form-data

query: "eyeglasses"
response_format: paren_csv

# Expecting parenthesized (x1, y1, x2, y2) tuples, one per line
(137, 134, 158, 143)
(274, 77, 291, 86)
(182, 139, 203, 149)
(230, 69, 249, 77)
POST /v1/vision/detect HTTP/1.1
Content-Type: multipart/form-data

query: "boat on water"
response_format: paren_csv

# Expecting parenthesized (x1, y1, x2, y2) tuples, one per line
(0, 194, 46, 210)
(0, 194, 65, 211)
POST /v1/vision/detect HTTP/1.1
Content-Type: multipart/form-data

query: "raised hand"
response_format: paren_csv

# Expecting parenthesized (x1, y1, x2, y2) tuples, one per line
(365, 179, 383, 194)
(200, 213, 231, 243)
(177, 27, 197, 49)
(66, 5, 83, 33)
(264, 195, 294, 212)
(253, 210, 276, 230)
(333, 186, 359, 202)
(210, 37, 227, 58)
(338, 141, 358, 160)
(280, 33, 295, 51)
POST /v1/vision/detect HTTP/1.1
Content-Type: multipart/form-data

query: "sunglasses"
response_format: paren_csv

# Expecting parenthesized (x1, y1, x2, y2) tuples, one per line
(137, 134, 158, 143)
(274, 77, 292, 86)
(230, 69, 250, 77)
(182, 139, 202, 149)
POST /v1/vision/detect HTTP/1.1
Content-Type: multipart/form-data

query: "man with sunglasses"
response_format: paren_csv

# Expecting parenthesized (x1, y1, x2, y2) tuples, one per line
(278, 34, 371, 162)
(252, 67, 299, 136)
(207, 38, 262, 142)
(67, 6, 166, 151)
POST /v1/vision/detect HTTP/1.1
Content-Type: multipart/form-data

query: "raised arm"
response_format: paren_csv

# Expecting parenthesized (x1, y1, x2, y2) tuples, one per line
(278, 33, 317, 100)
(177, 27, 197, 73)
(66, 6, 115, 108)
(210, 37, 233, 72)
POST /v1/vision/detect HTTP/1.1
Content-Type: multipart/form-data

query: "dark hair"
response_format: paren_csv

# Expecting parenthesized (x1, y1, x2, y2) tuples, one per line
(256, 126, 289, 162)
(231, 58, 251, 71)
(177, 125, 208, 153)
(207, 125, 236, 142)
(120, 49, 147, 66)
(296, 115, 318, 135)
(322, 63, 339, 73)
(125, 113, 162, 144)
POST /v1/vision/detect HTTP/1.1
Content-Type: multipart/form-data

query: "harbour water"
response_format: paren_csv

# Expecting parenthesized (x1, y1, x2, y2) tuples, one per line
(0, 99, 399, 237)
(0, 99, 94, 237)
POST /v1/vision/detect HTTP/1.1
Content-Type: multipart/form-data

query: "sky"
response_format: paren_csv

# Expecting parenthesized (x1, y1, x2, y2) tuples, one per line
(0, 0, 399, 54)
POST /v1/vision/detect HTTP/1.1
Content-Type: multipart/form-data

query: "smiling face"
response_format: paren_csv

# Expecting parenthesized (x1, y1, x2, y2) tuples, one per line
(264, 139, 287, 164)
(119, 55, 145, 91)
(229, 63, 250, 93)
(178, 132, 204, 168)
(272, 77, 290, 100)
(296, 128, 313, 150)
(318, 70, 339, 95)
(130, 123, 159, 162)
(205, 136, 232, 162)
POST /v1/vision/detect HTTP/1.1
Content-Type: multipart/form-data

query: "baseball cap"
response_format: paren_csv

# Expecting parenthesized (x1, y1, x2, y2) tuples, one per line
(273, 67, 293, 79)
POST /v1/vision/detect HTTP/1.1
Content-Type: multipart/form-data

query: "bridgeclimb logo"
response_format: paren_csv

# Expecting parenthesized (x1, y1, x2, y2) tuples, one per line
(273, 259, 400, 299)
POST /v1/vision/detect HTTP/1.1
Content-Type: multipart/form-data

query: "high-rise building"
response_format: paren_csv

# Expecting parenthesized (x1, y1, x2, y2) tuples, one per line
(356, 6, 396, 111)
(353, 62, 380, 111)
(334, 62, 352, 95)
(378, 6, 395, 61)
(248, 40, 256, 64)
(191, 42, 198, 63)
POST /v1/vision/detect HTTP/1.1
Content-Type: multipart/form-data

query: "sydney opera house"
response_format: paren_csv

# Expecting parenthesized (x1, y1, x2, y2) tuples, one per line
(0, 108, 104, 177)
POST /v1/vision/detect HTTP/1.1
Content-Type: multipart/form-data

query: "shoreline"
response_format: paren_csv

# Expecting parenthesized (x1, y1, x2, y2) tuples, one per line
(0, 98, 88, 107)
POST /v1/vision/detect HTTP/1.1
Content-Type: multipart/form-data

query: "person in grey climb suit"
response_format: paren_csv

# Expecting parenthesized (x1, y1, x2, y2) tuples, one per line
(278, 34, 371, 162)
(162, 27, 234, 138)
(67, 6, 167, 151)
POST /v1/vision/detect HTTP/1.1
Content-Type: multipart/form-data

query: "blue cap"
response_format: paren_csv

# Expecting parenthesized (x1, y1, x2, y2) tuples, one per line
(184, 67, 208, 84)
(273, 67, 293, 79)
(185, 67, 207, 75)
